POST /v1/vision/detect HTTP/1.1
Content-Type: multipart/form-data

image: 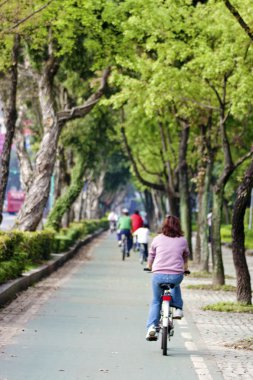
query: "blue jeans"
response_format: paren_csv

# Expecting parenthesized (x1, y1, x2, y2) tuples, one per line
(146, 273, 184, 329)
(118, 229, 133, 252)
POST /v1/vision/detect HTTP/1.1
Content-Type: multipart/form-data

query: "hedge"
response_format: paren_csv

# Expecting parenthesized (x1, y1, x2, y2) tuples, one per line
(0, 218, 108, 284)
(53, 219, 107, 253)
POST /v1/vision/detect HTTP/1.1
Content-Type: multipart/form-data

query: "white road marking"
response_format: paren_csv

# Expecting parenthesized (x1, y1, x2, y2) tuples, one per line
(190, 356, 213, 380)
(179, 318, 214, 379)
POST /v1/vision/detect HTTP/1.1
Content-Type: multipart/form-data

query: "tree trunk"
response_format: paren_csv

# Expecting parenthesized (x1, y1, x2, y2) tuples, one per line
(46, 155, 86, 230)
(15, 56, 60, 231)
(151, 190, 164, 230)
(223, 198, 230, 224)
(143, 189, 156, 230)
(15, 107, 33, 192)
(0, 35, 20, 224)
(200, 161, 213, 271)
(159, 122, 178, 216)
(15, 64, 110, 231)
(207, 76, 253, 285)
(211, 189, 225, 285)
(178, 122, 192, 258)
(53, 145, 70, 200)
(232, 160, 253, 305)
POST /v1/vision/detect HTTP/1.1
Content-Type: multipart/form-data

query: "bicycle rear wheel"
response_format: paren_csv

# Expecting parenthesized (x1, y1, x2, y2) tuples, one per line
(121, 235, 127, 260)
(161, 326, 168, 355)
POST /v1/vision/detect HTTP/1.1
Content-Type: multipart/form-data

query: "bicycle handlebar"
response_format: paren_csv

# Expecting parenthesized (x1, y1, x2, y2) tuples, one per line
(143, 268, 191, 275)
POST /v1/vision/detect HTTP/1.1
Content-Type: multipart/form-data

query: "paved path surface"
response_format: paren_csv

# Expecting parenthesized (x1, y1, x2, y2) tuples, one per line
(0, 233, 252, 380)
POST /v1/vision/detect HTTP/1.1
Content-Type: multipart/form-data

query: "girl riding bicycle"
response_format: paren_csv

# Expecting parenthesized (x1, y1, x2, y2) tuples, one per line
(145, 215, 190, 341)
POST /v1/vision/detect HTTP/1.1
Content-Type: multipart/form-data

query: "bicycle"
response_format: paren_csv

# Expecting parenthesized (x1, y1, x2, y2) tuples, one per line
(159, 282, 175, 355)
(121, 234, 128, 261)
(144, 268, 190, 356)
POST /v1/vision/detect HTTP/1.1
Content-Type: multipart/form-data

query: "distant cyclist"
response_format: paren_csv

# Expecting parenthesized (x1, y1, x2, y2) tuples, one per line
(108, 210, 118, 233)
(131, 210, 143, 232)
(131, 210, 144, 251)
(117, 208, 133, 255)
(133, 222, 150, 262)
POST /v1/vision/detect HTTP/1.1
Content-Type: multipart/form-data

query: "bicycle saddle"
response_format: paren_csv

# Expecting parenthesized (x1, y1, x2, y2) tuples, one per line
(160, 283, 175, 290)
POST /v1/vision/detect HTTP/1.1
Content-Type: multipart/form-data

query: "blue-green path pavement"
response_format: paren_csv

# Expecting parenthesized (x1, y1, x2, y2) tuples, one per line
(1, 232, 249, 380)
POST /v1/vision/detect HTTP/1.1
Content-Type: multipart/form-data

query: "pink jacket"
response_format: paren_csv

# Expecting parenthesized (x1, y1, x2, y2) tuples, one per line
(148, 234, 190, 274)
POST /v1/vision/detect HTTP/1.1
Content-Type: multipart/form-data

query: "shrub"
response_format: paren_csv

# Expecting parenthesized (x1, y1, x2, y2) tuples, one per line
(0, 252, 28, 284)
(18, 230, 55, 262)
(0, 231, 24, 261)
(0, 218, 106, 282)
(0, 234, 13, 261)
(53, 235, 74, 253)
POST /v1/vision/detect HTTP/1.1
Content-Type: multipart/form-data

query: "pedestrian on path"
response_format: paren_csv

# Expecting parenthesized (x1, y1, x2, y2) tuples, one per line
(145, 215, 190, 341)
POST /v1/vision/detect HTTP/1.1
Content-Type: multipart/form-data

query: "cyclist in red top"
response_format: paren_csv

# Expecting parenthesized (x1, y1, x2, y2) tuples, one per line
(131, 210, 143, 232)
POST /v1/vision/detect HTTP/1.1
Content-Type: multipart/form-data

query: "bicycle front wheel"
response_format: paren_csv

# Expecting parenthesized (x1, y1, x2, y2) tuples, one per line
(161, 326, 168, 355)
(122, 244, 125, 260)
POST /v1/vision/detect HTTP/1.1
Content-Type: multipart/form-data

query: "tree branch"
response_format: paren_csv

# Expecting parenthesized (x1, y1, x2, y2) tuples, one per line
(0, 0, 9, 8)
(223, 0, 253, 41)
(120, 127, 166, 192)
(205, 79, 223, 107)
(57, 68, 110, 123)
(234, 149, 253, 170)
(136, 154, 164, 178)
(5, 1, 54, 32)
(180, 97, 220, 111)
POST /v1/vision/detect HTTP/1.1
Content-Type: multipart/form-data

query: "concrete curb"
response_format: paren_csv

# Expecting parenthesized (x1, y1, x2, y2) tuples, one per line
(0, 228, 105, 307)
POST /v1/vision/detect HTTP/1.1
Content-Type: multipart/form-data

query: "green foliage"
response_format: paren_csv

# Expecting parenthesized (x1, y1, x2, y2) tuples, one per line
(0, 231, 24, 261)
(221, 224, 253, 249)
(0, 253, 28, 284)
(53, 219, 108, 253)
(18, 230, 55, 262)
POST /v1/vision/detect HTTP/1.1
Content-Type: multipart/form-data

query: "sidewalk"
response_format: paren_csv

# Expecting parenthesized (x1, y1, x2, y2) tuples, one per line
(183, 246, 253, 379)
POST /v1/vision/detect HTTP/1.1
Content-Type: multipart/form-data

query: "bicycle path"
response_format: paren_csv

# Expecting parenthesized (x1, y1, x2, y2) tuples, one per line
(0, 233, 250, 380)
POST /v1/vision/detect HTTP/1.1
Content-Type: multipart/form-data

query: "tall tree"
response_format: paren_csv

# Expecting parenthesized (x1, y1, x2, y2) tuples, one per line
(0, 0, 55, 224)
(14, 0, 116, 230)
(231, 159, 253, 305)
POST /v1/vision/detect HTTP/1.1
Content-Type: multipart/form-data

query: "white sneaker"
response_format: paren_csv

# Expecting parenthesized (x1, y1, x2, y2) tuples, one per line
(173, 308, 183, 319)
(118, 241, 122, 247)
(146, 325, 158, 341)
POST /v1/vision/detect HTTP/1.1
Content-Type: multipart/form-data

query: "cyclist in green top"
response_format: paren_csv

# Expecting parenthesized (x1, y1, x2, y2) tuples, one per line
(117, 208, 133, 255)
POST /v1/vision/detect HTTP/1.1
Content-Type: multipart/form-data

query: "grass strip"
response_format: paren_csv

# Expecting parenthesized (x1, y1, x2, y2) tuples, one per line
(187, 284, 236, 291)
(202, 301, 253, 313)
